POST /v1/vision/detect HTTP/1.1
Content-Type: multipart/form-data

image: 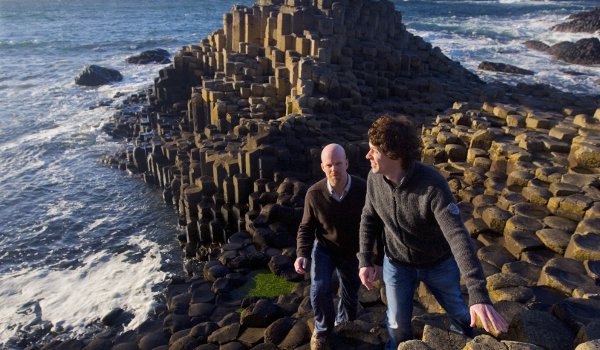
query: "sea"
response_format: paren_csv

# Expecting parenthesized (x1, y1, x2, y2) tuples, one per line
(0, 0, 598, 347)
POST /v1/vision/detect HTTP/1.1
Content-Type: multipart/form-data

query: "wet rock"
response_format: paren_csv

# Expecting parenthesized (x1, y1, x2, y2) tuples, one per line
(101, 308, 133, 327)
(163, 312, 193, 334)
(138, 331, 169, 350)
(523, 40, 550, 52)
(551, 7, 600, 33)
(478, 61, 534, 75)
(75, 65, 123, 86)
(126, 49, 171, 64)
(504, 309, 574, 350)
(548, 38, 600, 65)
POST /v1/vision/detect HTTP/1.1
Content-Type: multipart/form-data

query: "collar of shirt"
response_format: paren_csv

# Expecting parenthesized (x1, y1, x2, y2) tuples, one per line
(327, 174, 351, 202)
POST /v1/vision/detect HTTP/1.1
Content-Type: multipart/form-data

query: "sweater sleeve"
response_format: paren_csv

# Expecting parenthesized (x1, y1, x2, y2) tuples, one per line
(296, 190, 317, 258)
(429, 182, 491, 306)
(357, 172, 384, 268)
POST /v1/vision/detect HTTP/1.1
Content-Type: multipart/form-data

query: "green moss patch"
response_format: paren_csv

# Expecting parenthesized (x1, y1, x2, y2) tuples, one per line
(232, 269, 297, 299)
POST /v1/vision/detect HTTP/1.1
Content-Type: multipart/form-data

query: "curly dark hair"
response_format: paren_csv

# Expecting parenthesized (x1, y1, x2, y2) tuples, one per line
(368, 115, 421, 169)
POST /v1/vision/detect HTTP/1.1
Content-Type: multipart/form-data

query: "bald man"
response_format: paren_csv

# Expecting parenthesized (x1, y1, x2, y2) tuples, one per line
(295, 144, 368, 350)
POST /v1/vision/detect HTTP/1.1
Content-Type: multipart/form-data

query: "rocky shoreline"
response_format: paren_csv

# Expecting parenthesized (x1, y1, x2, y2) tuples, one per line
(20, 0, 600, 349)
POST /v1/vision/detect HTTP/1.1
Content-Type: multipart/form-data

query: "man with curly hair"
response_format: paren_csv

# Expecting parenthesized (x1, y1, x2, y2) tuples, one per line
(357, 115, 508, 349)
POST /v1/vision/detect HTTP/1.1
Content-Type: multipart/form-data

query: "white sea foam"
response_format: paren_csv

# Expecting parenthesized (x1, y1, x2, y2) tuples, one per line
(406, 7, 600, 95)
(0, 235, 166, 346)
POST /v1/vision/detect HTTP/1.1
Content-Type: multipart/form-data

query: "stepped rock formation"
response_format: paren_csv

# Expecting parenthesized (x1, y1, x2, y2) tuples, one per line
(85, 1, 600, 350)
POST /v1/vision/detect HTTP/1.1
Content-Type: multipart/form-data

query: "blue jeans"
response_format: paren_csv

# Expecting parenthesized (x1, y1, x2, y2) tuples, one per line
(310, 242, 360, 335)
(383, 255, 472, 349)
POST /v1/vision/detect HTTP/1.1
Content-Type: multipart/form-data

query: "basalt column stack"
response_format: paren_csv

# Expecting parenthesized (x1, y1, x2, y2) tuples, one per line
(122, 0, 489, 252)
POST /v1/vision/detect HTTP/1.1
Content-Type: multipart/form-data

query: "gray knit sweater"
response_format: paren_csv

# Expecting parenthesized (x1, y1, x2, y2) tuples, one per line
(357, 162, 491, 306)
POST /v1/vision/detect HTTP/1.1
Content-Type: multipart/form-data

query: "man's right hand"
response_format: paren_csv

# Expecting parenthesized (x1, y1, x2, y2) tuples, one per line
(359, 266, 378, 290)
(294, 257, 307, 274)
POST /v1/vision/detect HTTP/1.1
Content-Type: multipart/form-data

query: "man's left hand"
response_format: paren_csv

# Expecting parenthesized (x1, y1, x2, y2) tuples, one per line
(469, 303, 509, 335)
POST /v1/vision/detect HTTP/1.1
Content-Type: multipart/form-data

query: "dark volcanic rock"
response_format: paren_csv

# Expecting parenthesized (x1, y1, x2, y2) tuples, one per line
(75, 65, 122, 86)
(504, 309, 575, 350)
(126, 48, 171, 64)
(552, 298, 600, 332)
(478, 61, 534, 75)
(551, 6, 600, 33)
(523, 40, 550, 52)
(549, 38, 600, 65)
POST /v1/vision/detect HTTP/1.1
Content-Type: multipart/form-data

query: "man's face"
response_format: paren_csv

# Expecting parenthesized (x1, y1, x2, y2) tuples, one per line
(321, 151, 348, 187)
(366, 142, 396, 175)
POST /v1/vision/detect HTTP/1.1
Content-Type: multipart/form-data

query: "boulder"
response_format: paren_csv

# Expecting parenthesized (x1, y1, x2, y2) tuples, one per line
(126, 49, 171, 64)
(75, 65, 123, 86)
(551, 7, 600, 33)
(523, 40, 550, 52)
(548, 38, 600, 65)
(477, 61, 534, 75)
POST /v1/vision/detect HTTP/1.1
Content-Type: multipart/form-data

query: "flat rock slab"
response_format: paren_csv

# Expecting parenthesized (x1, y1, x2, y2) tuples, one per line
(536, 228, 571, 255)
(478, 61, 534, 75)
(502, 261, 541, 285)
(538, 257, 596, 295)
(552, 297, 600, 332)
(421, 324, 469, 350)
(565, 233, 600, 261)
(505, 309, 575, 350)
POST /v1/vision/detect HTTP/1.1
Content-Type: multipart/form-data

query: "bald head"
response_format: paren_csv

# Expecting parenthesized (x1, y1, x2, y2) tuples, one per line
(321, 143, 346, 163)
(320, 143, 349, 190)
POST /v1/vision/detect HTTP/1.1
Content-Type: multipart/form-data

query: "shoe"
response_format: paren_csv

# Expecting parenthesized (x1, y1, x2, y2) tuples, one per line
(310, 331, 330, 350)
